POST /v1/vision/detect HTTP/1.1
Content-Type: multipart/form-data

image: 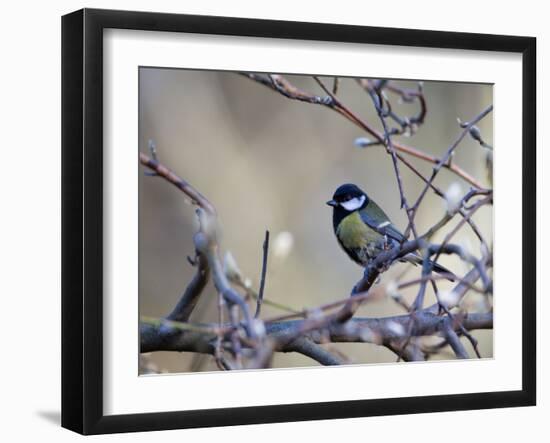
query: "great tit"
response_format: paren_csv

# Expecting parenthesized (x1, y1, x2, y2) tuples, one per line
(327, 183, 452, 277)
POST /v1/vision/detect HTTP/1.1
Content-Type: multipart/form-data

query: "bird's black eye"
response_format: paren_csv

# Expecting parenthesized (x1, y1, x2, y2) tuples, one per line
(335, 194, 352, 203)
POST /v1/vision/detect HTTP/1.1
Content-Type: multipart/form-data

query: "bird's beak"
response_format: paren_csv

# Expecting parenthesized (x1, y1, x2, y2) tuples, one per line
(326, 199, 338, 207)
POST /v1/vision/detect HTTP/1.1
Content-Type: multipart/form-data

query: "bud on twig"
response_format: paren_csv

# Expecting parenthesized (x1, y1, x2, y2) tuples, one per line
(223, 251, 242, 281)
(386, 321, 406, 338)
(438, 290, 461, 309)
(354, 137, 376, 148)
(444, 182, 463, 214)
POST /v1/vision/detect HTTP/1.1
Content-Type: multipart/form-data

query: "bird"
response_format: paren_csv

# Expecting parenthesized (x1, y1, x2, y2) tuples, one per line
(326, 183, 453, 278)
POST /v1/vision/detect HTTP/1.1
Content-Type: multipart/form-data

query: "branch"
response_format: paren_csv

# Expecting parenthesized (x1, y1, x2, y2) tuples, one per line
(166, 250, 210, 322)
(285, 337, 345, 365)
(402, 105, 493, 238)
(384, 340, 425, 361)
(194, 214, 257, 339)
(442, 320, 469, 359)
(241, 73, 486, 189)
(140, 153, 257, 339)
(393, 152, 490, 246)
(255, 230, 270, 318)
(139, 152, 216, 215)
(139, 84, 493, 368)
(140, 311, 492, 355)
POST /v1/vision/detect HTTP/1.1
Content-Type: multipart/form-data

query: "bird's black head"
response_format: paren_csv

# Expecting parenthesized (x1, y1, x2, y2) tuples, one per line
(326, 183, 369, 213)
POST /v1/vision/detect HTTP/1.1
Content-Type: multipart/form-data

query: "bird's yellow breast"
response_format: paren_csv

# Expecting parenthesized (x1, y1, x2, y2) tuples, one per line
(336, 211, 380, 249)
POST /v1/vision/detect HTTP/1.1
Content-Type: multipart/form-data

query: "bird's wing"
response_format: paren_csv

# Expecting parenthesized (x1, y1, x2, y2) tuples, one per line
(359, 201, 405, 244)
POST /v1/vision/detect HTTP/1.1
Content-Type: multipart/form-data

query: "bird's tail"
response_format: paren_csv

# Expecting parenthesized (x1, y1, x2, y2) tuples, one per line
(403, 253, 456, 282)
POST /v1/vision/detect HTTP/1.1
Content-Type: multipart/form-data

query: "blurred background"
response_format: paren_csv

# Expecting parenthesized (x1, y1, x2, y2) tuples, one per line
(139, 68, 493, 374)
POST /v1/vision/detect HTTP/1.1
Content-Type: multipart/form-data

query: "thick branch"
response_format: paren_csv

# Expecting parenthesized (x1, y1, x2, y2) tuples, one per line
(166, 250, 209, 322)
(443, 321, 469, 359)
(140, 311, 492, 355)
(285, 337, 345, 366)
(194, 226, 257, 339)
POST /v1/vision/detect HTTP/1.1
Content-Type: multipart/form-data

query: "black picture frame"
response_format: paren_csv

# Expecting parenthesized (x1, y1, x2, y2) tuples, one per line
(62, 8, 536, 435)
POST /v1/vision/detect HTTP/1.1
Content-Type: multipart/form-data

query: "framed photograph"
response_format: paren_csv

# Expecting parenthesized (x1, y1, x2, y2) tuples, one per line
(62, 8, 536, 435)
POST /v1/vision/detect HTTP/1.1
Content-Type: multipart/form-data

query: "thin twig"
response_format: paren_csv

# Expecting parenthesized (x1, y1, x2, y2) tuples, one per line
(402, 105, 493, 239)
(139, 152, 216, 215)
(398, 274, 484, 294)
(242, 73, 485, 188)
(255, 230, 270, 318)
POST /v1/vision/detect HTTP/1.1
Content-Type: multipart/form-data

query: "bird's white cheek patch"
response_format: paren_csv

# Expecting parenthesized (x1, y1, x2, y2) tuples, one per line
(341, 195, 366, 211)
